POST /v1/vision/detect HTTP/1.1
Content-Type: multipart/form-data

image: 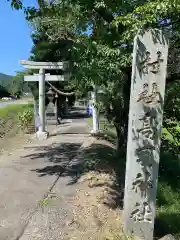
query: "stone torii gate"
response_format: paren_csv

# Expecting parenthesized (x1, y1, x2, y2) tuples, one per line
(20, 60, 69, 140)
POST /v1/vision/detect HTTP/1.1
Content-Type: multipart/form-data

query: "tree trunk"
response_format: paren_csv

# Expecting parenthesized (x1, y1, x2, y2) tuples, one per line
(115, 126, 121, 150)
(114, 118, 128, 151)
(114, 123, 124, 151)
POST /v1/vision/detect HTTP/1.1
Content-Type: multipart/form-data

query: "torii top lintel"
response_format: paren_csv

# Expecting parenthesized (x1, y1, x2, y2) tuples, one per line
(20, 60, 69, 70)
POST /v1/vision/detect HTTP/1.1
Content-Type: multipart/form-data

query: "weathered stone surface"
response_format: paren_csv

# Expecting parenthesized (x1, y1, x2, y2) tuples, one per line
(36, 131, 48, 140)
(46, 102, 56, 118)
(123, 29, 169, 240)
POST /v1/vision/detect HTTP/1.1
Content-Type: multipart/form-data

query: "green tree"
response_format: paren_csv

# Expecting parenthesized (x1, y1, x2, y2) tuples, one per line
(27, 20, 74, 101)
(10, 0, 180, 149)
(10, 71, 29, 98)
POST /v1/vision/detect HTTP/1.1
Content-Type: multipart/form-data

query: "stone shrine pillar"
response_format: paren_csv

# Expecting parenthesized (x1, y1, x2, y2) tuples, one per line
(123, 29, 169, 240)
(37, 68, 48, 140)
(90, 87, 100, 135)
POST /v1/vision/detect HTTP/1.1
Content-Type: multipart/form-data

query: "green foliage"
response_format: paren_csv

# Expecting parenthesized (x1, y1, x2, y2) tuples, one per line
(11, 0, 180, 145)
(18, 107, 34, 130)
(26, 17, 75, 100)
(0, 103, 33, 139)
(0, 103, 33, 117)
(0, 71, 29, 98)
(20, 0, 180, 149)
(0, 73, 13, 89)
(0, 86, 10, 98)
(8, 0, 23, 9)
(11, 71, 29, 97)
(162, 125, 180, 155)
(156, 148, 180, 237)
(0, 73, 13, 98)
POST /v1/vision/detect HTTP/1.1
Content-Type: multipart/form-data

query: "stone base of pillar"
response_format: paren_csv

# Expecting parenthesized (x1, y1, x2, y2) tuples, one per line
(36, 131, 49, 140)
(90, 129, 102, 136)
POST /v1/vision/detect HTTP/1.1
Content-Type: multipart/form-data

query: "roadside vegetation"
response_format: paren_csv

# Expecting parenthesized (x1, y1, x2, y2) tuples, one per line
(0, 103, 34, 152)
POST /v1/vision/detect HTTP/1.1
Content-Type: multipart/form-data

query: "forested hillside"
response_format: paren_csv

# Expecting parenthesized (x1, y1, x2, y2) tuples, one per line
(0, 72, 30, 98)
(0, 73, 13, 89)
(0, 73, 13, 97)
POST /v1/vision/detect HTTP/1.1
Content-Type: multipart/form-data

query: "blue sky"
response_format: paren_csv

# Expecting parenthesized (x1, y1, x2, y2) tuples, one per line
(0, 0, 37, 76)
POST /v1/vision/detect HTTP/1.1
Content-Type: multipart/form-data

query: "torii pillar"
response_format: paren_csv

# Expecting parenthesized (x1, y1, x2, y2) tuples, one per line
(20, 60, 69, 140)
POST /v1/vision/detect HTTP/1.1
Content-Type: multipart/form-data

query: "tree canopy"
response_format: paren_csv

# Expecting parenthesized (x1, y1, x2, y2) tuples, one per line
(8, 0, 180, 149)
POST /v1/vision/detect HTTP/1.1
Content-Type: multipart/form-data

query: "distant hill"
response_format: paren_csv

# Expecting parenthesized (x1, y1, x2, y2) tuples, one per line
(0, 73, 13, 89)
(0, 72, 31, 98)
(0, 73, 13, 97)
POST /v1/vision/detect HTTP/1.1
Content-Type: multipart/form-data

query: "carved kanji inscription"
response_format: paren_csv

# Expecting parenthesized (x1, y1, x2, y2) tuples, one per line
(148, 51, 164, 74)
(137, 112, 155, 140)
(136, 149, 154, 167)
(137, 82, 161, 104)
(130, 201, 153, 223)
(132, 169, 153, 198)
(140, 51, 164, 75)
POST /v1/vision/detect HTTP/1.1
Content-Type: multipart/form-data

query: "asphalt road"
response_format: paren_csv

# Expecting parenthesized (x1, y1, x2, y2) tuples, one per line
(0, 98, 32, 109)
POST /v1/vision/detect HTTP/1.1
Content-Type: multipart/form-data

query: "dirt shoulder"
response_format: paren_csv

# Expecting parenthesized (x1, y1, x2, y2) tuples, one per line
(65, 139, 125, 240)
(0, 132, 33, 155)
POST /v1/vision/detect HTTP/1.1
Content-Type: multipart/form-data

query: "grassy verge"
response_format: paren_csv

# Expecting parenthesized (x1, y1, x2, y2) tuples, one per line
(0, 103, 34, 139)
(88, 115, 180, 238)
(0, 103, 33, 116)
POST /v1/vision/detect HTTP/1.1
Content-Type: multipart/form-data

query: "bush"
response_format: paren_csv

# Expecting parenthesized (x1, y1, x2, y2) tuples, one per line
(0, 104, 34, 138)
(0, 104, 33, 117)
(18, 107, 34, 130)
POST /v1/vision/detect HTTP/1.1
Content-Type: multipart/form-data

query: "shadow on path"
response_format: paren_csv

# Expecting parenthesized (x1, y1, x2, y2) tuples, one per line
(64, 111, 89, 120)
(23, 143, 81, 177)
(23, 138, 180, 239)
(24, 141, 126, 209)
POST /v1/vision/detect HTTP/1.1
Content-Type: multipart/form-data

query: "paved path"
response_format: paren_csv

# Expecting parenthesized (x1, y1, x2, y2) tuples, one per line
(0, 109, 92, 240)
